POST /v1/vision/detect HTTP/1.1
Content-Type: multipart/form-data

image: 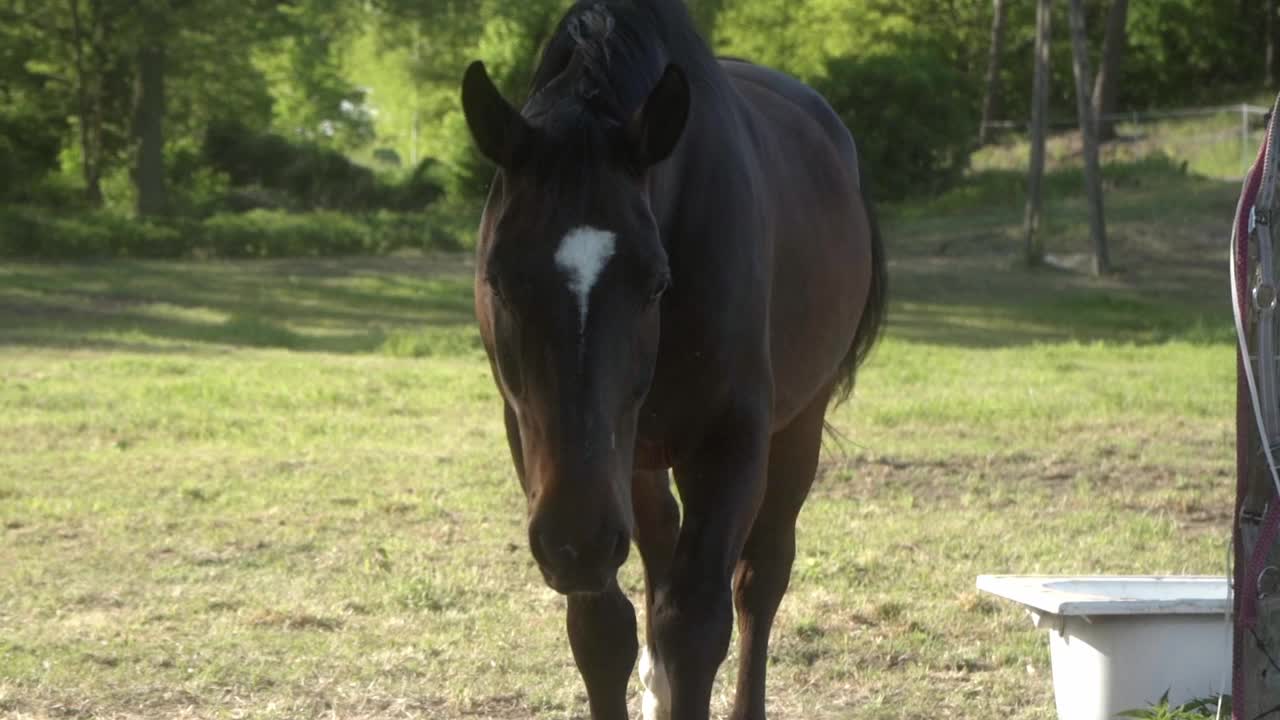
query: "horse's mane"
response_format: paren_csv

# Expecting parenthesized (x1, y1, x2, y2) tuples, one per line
(509, 1, 722, 222)
(525, 0, 714, 131)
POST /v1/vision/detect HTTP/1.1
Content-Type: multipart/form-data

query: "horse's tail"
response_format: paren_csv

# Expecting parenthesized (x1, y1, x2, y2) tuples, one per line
(834, 174, 888, 404)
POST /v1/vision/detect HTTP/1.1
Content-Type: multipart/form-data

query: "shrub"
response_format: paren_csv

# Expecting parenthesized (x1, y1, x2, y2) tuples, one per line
(0, 207, 461, 260)
(202, 121, 443, 213)
(0, 206, 185, 259)
(196, 210, 464, 258)
(816, 47, 979, 202)
(0, 109, 65, 202)
(167, 141, 233, 217)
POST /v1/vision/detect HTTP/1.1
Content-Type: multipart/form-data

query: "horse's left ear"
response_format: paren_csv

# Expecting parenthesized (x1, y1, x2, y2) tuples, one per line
(628, 64, 690, 168)
(462, 60, 532, 169)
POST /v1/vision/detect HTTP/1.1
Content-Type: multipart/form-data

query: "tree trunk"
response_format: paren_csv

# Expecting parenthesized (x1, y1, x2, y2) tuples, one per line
(68, 0, 103, 207)
(1024, 0, 1052, 267)
(133, 38, 168, 216)
(978, 0, 1009, 146)
(1069, 0, 1109, 276)
(1091, 0, 1128, 142)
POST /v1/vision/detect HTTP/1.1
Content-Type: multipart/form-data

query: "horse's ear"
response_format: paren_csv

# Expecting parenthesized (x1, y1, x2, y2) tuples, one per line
(628, 64, 690, 168)
(461, 61, 531, 169)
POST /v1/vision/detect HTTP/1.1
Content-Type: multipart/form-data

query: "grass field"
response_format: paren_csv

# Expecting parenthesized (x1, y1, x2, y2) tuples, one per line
(0, 153, 1244, 719)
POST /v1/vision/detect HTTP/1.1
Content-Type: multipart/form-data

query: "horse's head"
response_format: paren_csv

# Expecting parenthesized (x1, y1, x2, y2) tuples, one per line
(461, 60, 689, 594)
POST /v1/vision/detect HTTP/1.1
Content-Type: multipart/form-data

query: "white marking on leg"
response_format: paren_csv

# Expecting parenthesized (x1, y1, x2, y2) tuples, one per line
(554, 226, 616, 334)
(640, 645, 671, 720)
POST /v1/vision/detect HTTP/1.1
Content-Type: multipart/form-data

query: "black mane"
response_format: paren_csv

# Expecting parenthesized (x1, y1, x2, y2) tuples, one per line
(525, 0, 714, 131)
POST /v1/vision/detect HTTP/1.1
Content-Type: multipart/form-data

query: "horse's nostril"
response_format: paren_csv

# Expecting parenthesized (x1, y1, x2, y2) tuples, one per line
(557, 544, 579, 564)
(530, 515, 628, 581)
(528, 522, 554, 569)
(532, 526, 580, 570)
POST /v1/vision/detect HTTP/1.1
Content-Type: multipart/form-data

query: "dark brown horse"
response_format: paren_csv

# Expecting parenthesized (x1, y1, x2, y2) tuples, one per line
(461, 1, 886, 718)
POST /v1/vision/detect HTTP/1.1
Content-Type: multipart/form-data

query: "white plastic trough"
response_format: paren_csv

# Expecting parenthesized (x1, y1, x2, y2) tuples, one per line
(976, 575, 1231, 720)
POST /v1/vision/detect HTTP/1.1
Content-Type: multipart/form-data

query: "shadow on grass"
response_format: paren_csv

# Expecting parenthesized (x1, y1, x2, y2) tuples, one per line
(887, 258, 1234, 349)
(0, 256, 482, 355)
(878, 156, 1240, 348)
(0, 254, 1234, 355)
(0, 157, 1244, 354)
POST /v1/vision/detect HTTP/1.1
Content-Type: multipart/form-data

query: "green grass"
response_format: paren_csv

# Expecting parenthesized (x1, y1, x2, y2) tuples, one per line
(974, 105, 1267, 181)
(0, 155, 1243, 718)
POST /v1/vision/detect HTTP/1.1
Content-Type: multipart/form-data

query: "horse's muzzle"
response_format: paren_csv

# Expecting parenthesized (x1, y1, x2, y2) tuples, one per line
(528, 515, 631, 595)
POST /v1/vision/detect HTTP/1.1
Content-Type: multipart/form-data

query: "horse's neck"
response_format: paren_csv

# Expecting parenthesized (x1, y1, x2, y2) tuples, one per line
(637, 0, 741, 234)
(650, 103, 749, 250)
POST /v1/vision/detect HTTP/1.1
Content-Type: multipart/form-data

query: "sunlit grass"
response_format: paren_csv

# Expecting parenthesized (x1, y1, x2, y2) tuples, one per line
(0, 160, 1244, 718)
(972, 106, 1267, 181)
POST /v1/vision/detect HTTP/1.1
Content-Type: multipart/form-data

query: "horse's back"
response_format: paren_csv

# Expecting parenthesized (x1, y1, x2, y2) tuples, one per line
(720, 59, 861, 188)
(719, 58, 874, 426)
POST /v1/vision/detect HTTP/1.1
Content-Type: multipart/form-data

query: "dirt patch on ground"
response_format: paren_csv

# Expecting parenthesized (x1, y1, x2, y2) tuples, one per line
(816, 445, 1233, 534)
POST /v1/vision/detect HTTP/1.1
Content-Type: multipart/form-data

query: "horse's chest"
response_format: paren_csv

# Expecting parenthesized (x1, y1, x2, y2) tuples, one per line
(633, 335, 747, 470)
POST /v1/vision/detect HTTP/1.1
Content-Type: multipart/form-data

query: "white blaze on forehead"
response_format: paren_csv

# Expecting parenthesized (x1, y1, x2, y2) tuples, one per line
(554, 226, 617, 333)
(639, 646, 671, 720)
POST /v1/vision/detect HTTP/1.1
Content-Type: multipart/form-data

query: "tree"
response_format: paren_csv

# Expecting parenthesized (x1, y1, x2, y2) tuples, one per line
(978, 0, 1008, 147)
(1091, 0, 1128, 142)
(365, 0, 566, 199)
(132, 3, 169, 216)
(258, 0, 371, 147)
(820, 49, 977, 201)
(0, 4, 68, 200)
(63, 0, 133, 207)
(1024, 0, 1052, 267)
(126, 0, 321, 216)
(1068, 0, 1109, 276)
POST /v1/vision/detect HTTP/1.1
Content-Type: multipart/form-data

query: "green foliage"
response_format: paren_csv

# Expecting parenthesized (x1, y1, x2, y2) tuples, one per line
(1124, 1, 1266, 108)
(202, 121, 442, 213)
(0, 206, 185, 258)
(0, 9, 66, 200)
(818, 48, 978, 201)
(255, 0, 373, 148)
(0, 207, 457, 259)
(0, 0, 1276, 212)
(715, 1, 988, 200)
(0, 111, 65, 200)
(199, 211, 376, 257)
(422, 1, 568, 200)
(1119, 692, 1229, 719)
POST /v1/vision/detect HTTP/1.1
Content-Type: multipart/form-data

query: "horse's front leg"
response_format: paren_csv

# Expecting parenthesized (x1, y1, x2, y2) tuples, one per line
(645, 408, 770, 720)
(507, 402, 638, 719)
(567, 583, 638, 720)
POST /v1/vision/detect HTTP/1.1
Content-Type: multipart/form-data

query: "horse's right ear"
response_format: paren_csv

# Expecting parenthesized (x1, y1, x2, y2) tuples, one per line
(627, 64, 690, 169)
(461, 61, 531, 169)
